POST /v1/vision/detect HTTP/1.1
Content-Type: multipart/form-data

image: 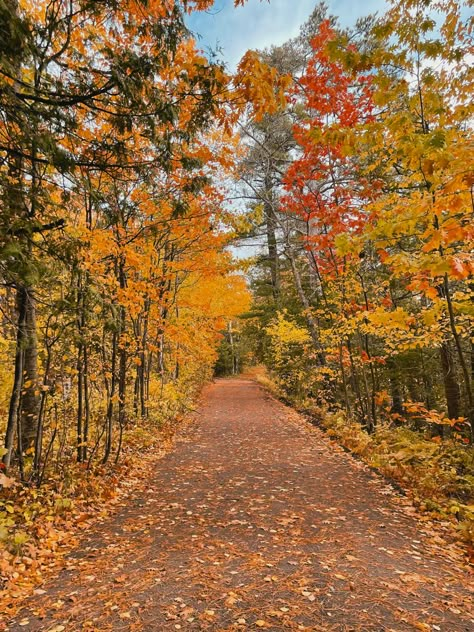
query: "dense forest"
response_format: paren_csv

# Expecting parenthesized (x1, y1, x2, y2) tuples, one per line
(0, 0, 287, 481)
(0, 0, 473, 603)
(229, 0, 473, 436)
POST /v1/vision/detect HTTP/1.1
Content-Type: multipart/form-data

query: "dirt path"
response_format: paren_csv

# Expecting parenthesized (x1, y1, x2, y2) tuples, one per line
(4, 379, 473, 631)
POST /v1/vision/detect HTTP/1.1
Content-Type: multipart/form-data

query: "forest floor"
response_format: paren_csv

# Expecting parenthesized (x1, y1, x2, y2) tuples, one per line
(2, 378, 473, 631)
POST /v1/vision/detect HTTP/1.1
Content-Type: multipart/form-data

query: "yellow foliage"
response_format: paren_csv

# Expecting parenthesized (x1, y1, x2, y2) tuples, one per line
(266, 311, 311, 347)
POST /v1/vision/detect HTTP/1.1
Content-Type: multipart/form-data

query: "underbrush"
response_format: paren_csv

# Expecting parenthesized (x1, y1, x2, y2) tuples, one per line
(252, 368, 474, 559)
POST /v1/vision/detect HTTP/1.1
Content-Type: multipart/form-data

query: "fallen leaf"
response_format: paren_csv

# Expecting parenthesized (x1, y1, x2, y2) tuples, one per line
(119, 612, 131, 619)
(0, 473, 15, 488)
(114, 574, 127, 583)
(345, 555, 359, 562)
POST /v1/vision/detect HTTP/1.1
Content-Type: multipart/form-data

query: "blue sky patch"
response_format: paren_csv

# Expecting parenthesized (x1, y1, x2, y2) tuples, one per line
(186, 0, 388, 68)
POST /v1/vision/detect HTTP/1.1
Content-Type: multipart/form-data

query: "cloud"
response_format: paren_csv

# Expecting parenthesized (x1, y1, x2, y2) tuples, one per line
(186, 0, 388, 68)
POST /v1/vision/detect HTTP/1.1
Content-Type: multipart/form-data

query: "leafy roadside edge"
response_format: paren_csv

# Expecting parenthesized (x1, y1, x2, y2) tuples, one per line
(251, 372, 474, 566)
(0, 401, 203, 620)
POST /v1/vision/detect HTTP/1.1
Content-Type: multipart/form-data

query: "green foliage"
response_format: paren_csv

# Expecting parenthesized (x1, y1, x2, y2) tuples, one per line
(214, 339, 236, 376)
(265, 311, 316, 401)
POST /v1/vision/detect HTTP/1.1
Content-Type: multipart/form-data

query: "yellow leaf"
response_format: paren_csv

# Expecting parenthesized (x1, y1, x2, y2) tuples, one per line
(119, 612, 131, 619)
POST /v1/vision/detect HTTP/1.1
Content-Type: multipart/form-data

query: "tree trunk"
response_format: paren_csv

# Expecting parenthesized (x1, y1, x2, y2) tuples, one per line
(228, 321, 237, 375)
(443, 274, 473, 428)
(77, 338, 84, 462)
(346, 337, 366, 422)
(115, 254, 127, 462)
(3, 291, 26, 469)
(264, 176, 280, 303)
(18, 285, 39, 452)
(339, 343, 350, 414)
(103, 329, 117, 464)
(83, 344, 90, 462)
(387, 357, 403, 416)
(140, 299, 150, 418)
(287, 251, 325, 365)
(440, 341, 461, 420)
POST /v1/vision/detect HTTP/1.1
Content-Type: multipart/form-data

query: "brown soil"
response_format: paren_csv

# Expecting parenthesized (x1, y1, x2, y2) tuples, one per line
(4, 379, 474, 631)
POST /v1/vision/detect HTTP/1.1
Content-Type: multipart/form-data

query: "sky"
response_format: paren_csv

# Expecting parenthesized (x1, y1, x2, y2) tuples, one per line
(186, 1, 390, 259)
(186, 0, 389, 69)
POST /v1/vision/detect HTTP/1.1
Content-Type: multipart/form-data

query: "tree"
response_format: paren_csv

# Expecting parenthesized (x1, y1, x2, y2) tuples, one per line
(0, 0, 288, 476)
(241, 0, 473, 442)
